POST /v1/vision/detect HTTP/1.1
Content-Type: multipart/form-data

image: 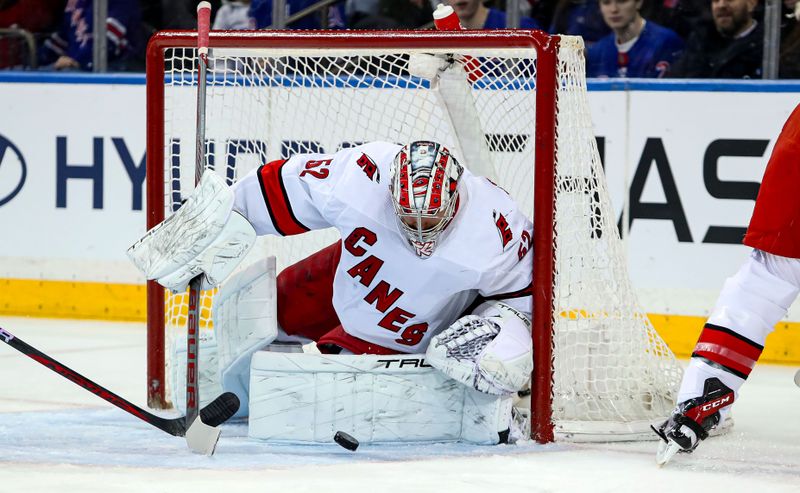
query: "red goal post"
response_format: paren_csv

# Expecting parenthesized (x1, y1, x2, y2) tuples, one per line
(145, 29, 681, 444)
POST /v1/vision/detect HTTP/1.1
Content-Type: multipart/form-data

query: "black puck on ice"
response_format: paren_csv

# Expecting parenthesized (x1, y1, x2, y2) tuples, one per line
(333, 430, 359, 451)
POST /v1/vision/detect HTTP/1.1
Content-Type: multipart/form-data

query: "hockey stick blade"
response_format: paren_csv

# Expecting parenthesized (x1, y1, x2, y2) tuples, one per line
(186, 415, 222, 455)
(199, 391, 240, 427)
(0, 326, 239, 439)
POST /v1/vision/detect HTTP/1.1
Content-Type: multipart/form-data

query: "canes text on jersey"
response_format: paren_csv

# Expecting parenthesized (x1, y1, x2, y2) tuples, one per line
(344, 227, 429, 346)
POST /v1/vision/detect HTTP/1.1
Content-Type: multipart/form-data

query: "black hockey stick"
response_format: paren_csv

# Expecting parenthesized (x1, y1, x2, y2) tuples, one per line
(0, 326, 239, 438)
(184, 0, 213, 427)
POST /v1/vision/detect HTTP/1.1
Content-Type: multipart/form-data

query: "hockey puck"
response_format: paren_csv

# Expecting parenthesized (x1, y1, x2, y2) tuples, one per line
(794, 369, 800, 388)
(333, 430, 359, 451)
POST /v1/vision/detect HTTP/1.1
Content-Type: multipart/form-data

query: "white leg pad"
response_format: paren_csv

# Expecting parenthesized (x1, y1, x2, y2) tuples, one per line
(247, 352, 513, 445)
(213, 257, 279, 418)
(171, 330, 223, 414)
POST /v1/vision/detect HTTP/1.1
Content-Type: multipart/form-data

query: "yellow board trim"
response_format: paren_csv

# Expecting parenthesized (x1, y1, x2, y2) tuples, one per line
(2, 278, 799, 363)
(648, 314, 800, 365)
(1, 278, 147, 321)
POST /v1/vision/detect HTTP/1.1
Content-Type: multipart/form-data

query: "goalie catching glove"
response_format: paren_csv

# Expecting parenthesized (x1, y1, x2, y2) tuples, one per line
(127, 172, 257, 292)
(426, 301, 532, 396)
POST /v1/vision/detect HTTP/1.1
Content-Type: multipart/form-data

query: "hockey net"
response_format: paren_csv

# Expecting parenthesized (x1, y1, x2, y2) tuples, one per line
(145, 30, 682, 442)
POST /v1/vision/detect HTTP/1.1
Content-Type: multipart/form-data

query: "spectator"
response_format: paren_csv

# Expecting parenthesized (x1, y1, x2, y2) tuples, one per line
(347, 0, 432, 29)
(0, 0, 63, 32)
(249, 0, 346, 29)
(0, 0, 64, 68)
(38, 0, 141, 71)
(670, 0, 762, 78)
(376, 0, 432, 28)
(528, 0, 555, 26)
(492, 0, 535, 20)
(149, 0, 221, 30)
(587, 0, 684, 78)
(782, 0, 799, 37)
(780, 0, 800, 78)
(444, 0, 542, 29)
(549, 0, 611, 46)
(213, 0, 251, 30)
(345, 0, 383, 27)
(643, 0, 710, 39)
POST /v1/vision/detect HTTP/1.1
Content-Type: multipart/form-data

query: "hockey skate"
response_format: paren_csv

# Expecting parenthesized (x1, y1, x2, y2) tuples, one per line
(651, 377, 735, 466)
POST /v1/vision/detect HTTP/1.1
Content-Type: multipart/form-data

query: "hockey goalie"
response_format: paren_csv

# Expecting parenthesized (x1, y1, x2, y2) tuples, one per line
(129, 141, 534, 445)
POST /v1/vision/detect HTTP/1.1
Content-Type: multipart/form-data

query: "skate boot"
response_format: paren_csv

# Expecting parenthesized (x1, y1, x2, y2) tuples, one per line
(652, 377, 735, 465)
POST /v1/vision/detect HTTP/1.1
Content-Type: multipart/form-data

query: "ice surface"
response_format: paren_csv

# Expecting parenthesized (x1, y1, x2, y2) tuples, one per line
(0, 316, 798, 493)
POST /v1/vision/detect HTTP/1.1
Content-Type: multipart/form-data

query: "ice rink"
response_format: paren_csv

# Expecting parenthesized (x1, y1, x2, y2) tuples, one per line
(0, 316, 797, 493)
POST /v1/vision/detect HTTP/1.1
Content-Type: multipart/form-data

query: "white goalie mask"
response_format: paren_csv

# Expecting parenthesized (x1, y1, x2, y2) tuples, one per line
(389, 141, 464, 258)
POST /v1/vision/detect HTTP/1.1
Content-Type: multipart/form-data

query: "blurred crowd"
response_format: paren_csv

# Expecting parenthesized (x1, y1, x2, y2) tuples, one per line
(0, 0, 798, 77)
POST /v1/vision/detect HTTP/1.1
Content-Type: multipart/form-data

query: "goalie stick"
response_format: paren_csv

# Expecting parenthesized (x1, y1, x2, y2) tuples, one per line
(0, 326, 239, 454)
(183, 0, 212, 426)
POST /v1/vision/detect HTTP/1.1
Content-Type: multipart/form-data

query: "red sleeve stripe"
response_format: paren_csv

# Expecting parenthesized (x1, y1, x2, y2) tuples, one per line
(484, 282, 533, 301)
(691, 324, 764, 379)
(257, 159, 310, 237)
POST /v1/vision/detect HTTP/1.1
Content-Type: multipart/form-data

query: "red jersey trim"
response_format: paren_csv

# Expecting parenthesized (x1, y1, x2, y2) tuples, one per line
(317, 325, 403, 355)
(483, 282, 533, 301)
(257, 159, 310, 237)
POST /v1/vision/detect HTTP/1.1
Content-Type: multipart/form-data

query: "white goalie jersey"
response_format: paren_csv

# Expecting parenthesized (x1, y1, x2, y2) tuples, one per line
(232, 141, 533, 354)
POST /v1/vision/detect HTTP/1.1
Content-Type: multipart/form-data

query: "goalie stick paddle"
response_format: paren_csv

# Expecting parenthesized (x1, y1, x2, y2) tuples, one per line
(0, 326, 239, 439)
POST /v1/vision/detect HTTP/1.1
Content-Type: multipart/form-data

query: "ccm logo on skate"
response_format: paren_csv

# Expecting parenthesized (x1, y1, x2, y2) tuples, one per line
(376, 358, 432, 369)
(701, 395, 732, 412)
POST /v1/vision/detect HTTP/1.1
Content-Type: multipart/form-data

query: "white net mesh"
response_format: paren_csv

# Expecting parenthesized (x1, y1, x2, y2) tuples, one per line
(154, 32, 681, 440)
(549, 37, 682, 439)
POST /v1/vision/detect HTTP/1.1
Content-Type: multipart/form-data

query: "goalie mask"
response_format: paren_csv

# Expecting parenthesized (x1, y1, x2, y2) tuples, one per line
(389, 141, 464, 258)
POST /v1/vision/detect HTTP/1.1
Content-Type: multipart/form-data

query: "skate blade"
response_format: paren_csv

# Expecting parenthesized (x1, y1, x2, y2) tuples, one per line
(656, 440, 681, 466)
